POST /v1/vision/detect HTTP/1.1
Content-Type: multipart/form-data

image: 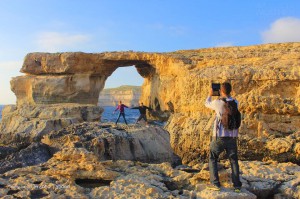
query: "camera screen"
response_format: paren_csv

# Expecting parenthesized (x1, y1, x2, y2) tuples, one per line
(211, 83, 220, 96)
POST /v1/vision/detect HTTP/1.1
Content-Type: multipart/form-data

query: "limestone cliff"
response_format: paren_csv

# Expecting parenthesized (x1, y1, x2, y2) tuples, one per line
(1, 42, 300, 165)
(98, 85, 141, 106)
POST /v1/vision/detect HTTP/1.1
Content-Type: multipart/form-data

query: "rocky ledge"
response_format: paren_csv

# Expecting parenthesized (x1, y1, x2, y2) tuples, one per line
(0, 104, 103, 145)
(0, 122, 299, 198)
(0, 122, 179, 174)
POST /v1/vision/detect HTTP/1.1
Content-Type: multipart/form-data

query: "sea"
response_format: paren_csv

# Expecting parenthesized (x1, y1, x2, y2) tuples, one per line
(100, 106, 140, 124)
(0, 105, 140, 124)
(0, 105, 3, 121)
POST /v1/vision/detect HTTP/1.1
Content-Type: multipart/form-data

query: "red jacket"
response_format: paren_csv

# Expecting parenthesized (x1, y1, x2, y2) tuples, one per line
(115, 104, 128, 113)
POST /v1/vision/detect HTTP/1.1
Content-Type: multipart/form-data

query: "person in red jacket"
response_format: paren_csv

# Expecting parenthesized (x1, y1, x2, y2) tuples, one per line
(113, 101, 129, 125)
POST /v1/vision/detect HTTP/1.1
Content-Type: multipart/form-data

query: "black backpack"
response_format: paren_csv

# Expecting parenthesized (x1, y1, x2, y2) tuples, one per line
(221, 98, 241, 130)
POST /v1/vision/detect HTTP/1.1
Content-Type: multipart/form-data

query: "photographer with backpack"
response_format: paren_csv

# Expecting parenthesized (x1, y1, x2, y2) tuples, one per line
(204, 82, 242, 192)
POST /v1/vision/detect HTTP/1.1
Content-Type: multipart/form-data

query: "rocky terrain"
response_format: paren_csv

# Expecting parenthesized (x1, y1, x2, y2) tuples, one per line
(0, 121, 299, 198)
(0, 42, 300, 198)
(0, 122, 299, 198)
(0, 123, 178, 174)
(98, 85, 141, 106)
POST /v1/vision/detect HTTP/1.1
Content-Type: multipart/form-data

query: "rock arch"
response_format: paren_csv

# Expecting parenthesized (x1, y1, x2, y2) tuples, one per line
(15, 52, 157, 106)
(2, 43, 300, 164)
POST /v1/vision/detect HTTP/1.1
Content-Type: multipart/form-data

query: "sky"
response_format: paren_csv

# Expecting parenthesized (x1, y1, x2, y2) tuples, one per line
(0, 0, 300, 104)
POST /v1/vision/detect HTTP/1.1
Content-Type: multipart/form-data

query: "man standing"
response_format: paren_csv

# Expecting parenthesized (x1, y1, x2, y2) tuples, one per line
(131, 102, 152, 125)
(113, 101, 129, 125)
(204, 82, 242, 192)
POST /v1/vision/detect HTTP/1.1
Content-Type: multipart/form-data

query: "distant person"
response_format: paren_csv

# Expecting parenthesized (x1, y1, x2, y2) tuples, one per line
(204, 82, 242, 192)
(113, 101, 129, 125)
(131, 102, 152, 124)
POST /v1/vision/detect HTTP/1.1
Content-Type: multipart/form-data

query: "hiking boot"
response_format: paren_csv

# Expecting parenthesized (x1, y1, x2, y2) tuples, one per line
(206, 184, 221, 191)
(234, 187, 241, 193)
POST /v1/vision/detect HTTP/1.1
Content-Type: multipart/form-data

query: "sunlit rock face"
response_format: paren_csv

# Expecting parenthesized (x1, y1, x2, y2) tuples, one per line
(161, 43, 300, 164)
(0, 104, 103, 145)
(4, 42, 300, 164)
(41, 122, 178, 165)
(11, 74, 106, 105)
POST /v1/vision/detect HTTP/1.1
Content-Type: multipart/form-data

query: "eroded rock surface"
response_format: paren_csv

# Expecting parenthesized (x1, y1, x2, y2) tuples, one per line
(0, 122, 299, 198)
(0, 123, 178, 174)
(0, 104, 102, 145)
(11, 74, 106, 105)
(42, 122, 179, 165)
(1, 145, 300, 198)
(0, 143, 51, 174)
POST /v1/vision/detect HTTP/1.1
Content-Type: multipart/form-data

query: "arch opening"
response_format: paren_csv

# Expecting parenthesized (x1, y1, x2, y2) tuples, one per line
(98, 64, 153, 124)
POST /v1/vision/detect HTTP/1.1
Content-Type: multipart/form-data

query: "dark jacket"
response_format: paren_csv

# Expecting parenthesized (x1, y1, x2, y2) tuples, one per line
(132, 106, 152, 114)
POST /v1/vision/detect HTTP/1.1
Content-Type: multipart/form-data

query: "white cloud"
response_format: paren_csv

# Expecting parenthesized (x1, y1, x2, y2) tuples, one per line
(215, 42, 234, 47)
(36, 32, 91, 52)
(0, 61, 22, 105)
(262, 17, 300, 43)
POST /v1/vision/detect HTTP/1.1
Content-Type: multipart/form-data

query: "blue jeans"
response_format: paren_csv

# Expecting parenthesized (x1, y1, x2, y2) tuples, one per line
(116, 112, 127, 124)
(209, 137, 242, 188)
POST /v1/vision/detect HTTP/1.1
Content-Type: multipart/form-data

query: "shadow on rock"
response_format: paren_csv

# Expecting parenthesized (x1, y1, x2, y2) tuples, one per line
(0, 142, 51, 174)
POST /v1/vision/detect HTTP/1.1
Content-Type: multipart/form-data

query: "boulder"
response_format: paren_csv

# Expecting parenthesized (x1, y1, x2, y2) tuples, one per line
(0, 104, 102, 144)
(41, 122, 179, 165)
(0, 142, 51, 174)
(266, 137, 295, 154)
(195, 185, 257, 199)
(238, 161, 300, 198)
(0, 146, 17, 160)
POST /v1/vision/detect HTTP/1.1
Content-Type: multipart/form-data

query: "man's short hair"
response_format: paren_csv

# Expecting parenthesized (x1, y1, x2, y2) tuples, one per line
(221, 82, 232, 95)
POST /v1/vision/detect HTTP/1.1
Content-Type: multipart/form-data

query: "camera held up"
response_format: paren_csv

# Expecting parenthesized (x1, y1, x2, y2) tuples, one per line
(211, 83, 220, 96)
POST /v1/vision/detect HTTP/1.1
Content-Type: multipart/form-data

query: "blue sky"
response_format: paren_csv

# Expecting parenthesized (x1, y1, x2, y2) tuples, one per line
(0, 0, 300, 104)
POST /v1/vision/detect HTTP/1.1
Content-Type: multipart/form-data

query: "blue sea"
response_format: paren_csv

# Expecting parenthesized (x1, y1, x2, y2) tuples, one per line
(0, 105, 4, 120)
(0, 105, 139, 124)
(101, 106, 140, 124)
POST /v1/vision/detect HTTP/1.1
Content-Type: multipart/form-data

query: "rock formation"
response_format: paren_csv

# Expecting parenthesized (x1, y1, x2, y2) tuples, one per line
(0, 123, 178, 174)
(1, 120, 300, 198)
(1, 42, 300, 165)
(0, 143, 51, 174)
(98, 85, 141, 106)
(2, 42, 300, 198)
(41, 122, 178, 165)
(0, 104, 103, 145)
